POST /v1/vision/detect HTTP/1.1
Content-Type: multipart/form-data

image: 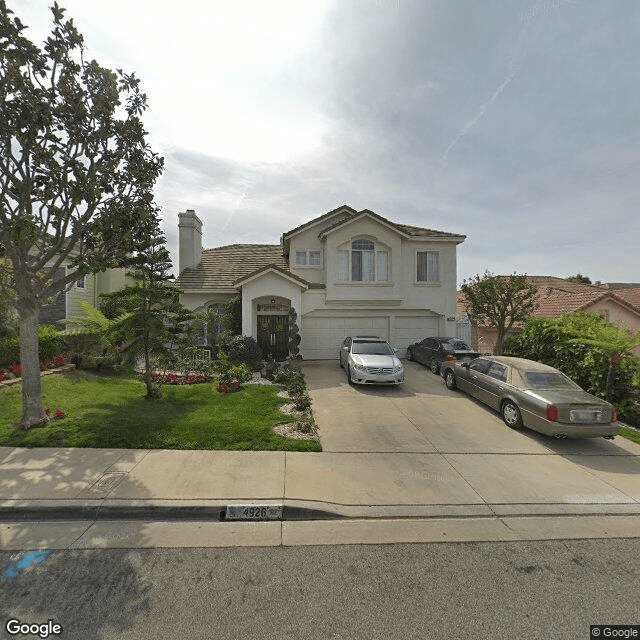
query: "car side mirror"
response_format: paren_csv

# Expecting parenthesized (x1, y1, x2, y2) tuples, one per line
(393, 348, 398, 353)
(461, 360, 470, 368)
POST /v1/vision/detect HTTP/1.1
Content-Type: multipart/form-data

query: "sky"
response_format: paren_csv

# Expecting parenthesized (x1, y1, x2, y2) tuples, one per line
(10, 0, 640, 286)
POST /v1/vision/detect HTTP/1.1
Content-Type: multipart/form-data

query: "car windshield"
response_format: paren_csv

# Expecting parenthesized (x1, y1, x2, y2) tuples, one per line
(443, 340, 473, 351)
(523, 371, 581, 390)
(352, 341, 394, 356)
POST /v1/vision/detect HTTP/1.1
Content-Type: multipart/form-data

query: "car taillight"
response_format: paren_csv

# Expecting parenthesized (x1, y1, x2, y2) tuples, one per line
(445, 355, 457, 362)
(546, 405, 558, 422)
(611, 408, 617, 422)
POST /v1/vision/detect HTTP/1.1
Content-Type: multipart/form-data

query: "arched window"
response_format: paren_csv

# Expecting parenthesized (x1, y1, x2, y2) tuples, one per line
(338, 239, 388, 282)
(351, 239, 375, 281)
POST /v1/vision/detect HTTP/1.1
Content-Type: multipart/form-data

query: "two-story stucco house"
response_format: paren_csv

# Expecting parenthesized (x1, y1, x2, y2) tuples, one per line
(175, 205, 466, 360)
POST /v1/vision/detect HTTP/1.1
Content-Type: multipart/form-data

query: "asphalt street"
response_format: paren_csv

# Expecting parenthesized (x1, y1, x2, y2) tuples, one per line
(1, 539, 639, 640)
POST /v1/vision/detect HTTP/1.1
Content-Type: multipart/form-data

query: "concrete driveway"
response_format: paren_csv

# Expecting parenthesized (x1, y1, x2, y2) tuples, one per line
(300, 360, 640, 512)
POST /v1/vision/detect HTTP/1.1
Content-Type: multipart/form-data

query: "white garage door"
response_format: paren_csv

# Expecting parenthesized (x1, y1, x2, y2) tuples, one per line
(301, 316, 390, 360)
(301, 314, 439, 360)
(393, 316, 439, 355)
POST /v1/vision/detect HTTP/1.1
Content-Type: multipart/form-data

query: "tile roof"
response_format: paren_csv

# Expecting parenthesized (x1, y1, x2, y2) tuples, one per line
(317, 208, 465, 240)
(613, 287, 640, 309)
(394, 223, 466, 238)
(282, 204, 357, 239)
(174, 244, 288, 291)
(233, 264, 309, 288)
(457, 276, 640, 320)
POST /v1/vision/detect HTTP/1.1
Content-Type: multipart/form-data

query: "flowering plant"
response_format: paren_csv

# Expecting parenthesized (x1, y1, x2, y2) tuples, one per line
(52, 355, 67, 367)
(9, 363, 22, 376)
(43, 408, 65, 420)
(144, 371, 213, 386)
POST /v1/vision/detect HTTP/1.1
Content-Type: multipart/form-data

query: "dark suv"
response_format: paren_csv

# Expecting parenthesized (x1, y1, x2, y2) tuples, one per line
(406, 337, 480, 374)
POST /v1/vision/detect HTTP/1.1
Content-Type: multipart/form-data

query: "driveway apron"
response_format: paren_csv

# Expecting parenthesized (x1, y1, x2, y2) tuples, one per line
(302, 361, 640, 510)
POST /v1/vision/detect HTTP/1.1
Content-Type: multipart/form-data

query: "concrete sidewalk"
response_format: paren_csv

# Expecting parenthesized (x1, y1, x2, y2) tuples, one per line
(1, 442, 640, 550)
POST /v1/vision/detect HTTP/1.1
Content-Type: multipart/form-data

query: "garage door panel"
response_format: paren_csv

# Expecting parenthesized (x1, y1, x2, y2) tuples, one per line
(301, 316, 389, 360)
(393, 317, 438, 354)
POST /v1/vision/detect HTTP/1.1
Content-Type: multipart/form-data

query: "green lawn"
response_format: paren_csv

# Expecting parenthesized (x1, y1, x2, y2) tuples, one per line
(619, 425, 640, 446)
(0, 370, 321, 452)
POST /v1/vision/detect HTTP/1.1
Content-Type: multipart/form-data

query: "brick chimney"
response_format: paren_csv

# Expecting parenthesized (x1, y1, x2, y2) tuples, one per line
(178, 209, 203, 274)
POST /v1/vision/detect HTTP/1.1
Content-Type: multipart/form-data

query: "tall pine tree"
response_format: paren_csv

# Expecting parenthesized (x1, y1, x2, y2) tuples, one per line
(100, 225, 191, 397)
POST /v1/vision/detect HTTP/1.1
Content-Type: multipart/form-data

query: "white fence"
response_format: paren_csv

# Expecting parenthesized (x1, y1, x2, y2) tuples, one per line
(456, 316, 471, 344)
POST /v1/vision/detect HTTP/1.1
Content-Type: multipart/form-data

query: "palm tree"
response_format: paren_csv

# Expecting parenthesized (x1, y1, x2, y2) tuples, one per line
(569, 325, 640, 401)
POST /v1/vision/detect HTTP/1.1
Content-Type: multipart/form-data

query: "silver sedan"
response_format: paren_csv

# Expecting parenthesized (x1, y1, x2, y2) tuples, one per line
(440, 356, 618, 439)
(339, 337, 404, 385)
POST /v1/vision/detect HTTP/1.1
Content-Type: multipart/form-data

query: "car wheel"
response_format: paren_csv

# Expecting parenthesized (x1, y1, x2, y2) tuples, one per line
(501, 400, 523, 429)
(444, 369, 457, 390)
(339, 357, 343, 369)
(406, 348, 413, 361)
(347, 365, 353, 385)
(430, 359, 439, 374)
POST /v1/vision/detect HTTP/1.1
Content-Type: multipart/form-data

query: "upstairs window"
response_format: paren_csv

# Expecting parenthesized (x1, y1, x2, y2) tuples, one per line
(295, 250, 321, 267)
(76, 275, 86, 289)
(351, 239, 374, 281)
(338, 240, 389, 282)
(417, 251, 439, 283)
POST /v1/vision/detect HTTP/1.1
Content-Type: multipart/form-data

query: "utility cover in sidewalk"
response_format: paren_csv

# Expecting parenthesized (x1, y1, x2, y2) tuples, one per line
(225, 504, 283, 520)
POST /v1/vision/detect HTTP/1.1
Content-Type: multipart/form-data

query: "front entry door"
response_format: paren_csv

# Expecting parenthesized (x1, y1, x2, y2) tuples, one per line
(257, 315, 289, 361)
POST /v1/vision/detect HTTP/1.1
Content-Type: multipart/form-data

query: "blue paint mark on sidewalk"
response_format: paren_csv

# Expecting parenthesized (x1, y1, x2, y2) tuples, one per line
(2, 549, 53, 580)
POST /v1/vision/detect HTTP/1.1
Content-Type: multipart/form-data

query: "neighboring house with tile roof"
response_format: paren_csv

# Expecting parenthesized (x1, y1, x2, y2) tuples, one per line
(175, 205, 466, 360)
(457, 276, 640, 356)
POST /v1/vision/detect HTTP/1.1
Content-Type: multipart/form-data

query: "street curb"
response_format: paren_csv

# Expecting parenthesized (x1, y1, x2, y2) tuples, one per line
(0, 503, 346, 522)
(2, 500, 640, 522)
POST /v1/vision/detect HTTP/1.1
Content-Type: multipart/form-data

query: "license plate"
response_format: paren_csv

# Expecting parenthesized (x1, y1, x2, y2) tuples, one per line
(569, 410, 601, 423)
(225, 504, 282, 520)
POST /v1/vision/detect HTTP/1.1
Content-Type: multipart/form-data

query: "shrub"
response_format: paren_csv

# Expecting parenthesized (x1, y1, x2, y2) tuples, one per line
(286, 373, 306, 397)
(9, 363, 22, 377)
(0, 333, 19, 367)
(288, 307, 301, 358)
(293, 393, 311, 411)
(215, 352, 251, 386)
(505, 313, 639, 415)
(38, 325, 65, 361)
(223, 296, 242, 336)
(217, 335, 263, 369)
(273, 365, 293, 384)
(230, 363, 251, 384)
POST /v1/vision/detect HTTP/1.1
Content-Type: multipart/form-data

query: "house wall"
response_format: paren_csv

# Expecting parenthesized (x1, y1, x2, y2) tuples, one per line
(67, 274, 96, 320)
(585, 300, 640, 356)
(321, 218, 458, 333)
(95, 268, 129, 299)
(241, 273, 303, 340)
(179, 292, 234, 313)
(287, 216, 461, 358)
(288, 226, 325, 285)
(38, 266, 67, 326)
